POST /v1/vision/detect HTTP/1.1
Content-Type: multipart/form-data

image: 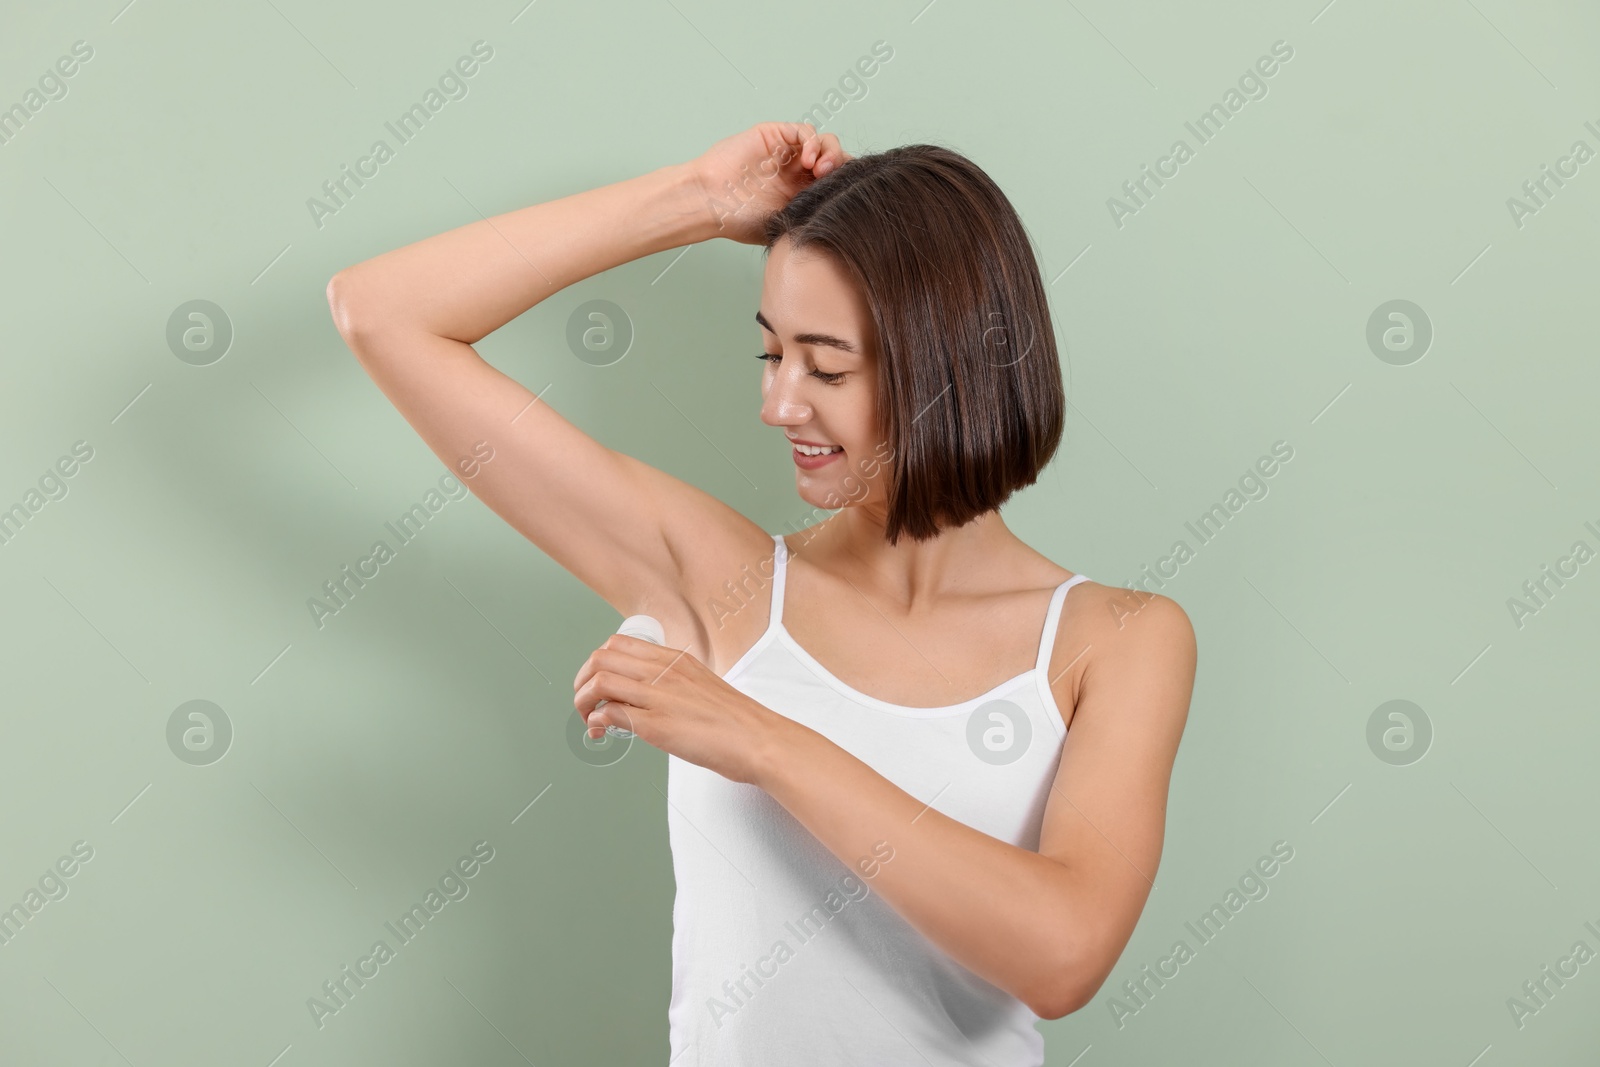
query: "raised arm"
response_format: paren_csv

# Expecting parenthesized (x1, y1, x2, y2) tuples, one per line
(324, 124, 847, 630)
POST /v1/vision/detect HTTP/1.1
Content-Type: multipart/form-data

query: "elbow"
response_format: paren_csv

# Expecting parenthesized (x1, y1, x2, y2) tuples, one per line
(1029, 986, 1088, 1023)
(326, 267, 437, 349)
(1027, 945, 1110, 1021)
(1029, 980, 1095, 1023)
(325, 268, 368, 342)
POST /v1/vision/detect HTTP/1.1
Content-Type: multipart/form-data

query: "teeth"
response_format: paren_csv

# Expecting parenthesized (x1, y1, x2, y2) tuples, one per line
(795, 444, 842, 456)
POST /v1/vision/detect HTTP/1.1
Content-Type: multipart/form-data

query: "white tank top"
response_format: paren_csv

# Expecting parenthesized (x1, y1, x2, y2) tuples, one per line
(667, 532, 1091, 1066)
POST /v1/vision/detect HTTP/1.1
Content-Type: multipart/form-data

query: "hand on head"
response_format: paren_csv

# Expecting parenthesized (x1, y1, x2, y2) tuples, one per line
(690, 122, 852, 244)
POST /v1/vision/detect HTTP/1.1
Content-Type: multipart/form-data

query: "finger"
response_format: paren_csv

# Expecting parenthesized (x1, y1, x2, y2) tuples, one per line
(581, 703, 604, 739)
(583, 700, 636, 739)
(810, 132, 844, 175)
(810, 133, 834, 174)
(576, 670, 651, 717)
(607, 636, 695, 687)
(772, 122, 810, 167)
(572, 635, 665, 693)
(823, 133, 849, 165)
(802, 134, 822, 171)
(605, 632, 674, 655)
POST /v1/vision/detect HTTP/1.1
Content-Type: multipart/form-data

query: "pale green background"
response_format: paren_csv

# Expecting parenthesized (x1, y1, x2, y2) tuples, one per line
(2, 0, 1597, 1063)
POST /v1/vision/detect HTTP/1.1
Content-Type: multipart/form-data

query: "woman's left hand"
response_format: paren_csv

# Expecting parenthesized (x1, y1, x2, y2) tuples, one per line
(574, 635, 788, 786)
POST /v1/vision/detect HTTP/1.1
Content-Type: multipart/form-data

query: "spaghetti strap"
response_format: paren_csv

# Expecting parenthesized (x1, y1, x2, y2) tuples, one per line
(767, 533, 788, 635)
(1034, 573, 1092, 677)
(672, 548, 1091, 1062)
(715, 533, 789, 684)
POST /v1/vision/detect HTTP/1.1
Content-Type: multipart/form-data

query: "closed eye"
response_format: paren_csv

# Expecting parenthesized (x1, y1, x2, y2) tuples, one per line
(756, 352, 845, 384)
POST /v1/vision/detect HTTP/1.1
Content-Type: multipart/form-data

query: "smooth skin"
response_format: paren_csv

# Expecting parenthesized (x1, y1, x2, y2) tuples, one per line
(326, 121, 1195, 1020)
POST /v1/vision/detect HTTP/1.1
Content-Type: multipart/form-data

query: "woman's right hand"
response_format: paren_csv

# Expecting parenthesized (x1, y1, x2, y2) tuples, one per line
(689, 122, 850, 245)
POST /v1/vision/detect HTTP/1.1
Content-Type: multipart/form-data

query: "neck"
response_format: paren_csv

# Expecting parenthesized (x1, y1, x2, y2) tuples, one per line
(793, 504, 1016, 609)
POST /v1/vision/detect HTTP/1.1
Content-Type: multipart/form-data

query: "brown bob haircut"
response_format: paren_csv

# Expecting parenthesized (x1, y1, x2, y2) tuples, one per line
(762, 143, 1065, 545)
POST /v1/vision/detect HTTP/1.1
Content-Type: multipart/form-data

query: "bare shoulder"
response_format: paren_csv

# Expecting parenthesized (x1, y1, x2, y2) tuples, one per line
(1035, 583, 1197, 1009)
(1047, 581, 1197, 732)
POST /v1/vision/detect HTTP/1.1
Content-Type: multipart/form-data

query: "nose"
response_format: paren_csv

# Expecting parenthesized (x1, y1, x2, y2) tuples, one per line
(759, 364, 812, 428)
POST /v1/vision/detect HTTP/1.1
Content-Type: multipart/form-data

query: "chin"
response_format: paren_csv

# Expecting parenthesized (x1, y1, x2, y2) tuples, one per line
(803, 488, 878, 519)
(791, 478, 842, 510)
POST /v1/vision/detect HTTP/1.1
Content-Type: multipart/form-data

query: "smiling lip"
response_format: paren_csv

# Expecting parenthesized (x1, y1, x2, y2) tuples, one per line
(790, 439, 844, 469)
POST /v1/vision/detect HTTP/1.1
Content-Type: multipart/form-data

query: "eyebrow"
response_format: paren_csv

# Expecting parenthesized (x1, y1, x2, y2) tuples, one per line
(755, 310, 861, 355)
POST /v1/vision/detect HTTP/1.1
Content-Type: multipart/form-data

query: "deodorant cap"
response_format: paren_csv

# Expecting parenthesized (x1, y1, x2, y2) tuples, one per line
(616, 615, 665, 645)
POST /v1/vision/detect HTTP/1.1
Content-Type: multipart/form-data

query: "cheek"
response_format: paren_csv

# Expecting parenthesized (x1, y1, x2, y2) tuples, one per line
(845, 391, 880, 447)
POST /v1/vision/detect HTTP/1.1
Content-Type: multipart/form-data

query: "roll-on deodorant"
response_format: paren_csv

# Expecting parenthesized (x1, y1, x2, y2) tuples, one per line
(596, 615, 665, 738)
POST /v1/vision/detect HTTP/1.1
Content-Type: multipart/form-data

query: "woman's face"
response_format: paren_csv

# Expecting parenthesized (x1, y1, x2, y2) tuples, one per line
(756, 237, 892, 515)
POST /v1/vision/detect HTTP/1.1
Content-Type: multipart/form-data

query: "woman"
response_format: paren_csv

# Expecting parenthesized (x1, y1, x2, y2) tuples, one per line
(327, 122, 1195, 1066)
